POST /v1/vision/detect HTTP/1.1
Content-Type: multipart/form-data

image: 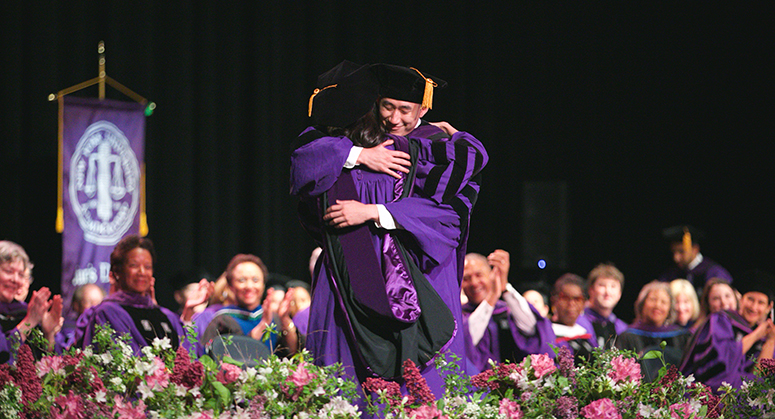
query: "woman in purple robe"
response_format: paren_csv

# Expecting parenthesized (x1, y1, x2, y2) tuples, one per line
(291, 61, 487, 410)
(0, 240, 63, 361)
(78, 235, 187, 355)
(615, 280, 691, 381)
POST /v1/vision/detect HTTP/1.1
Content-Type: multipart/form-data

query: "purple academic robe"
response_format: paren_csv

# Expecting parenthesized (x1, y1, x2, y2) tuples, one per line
(658, 257, 733, 289)
(79, 291, 188, 355)
(0, 300, 27, 363)
(292, 305, 310, 336)
(291, 125, 487, 408)
(462, 300, 557, 373)
(616, 321, 691, 382)
(190, 303, 224, 356)
(679, 310, 772, 391)
(576, 307, 629, 349)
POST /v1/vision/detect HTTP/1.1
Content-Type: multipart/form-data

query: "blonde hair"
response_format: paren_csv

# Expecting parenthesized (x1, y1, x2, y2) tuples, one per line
(669, 278, 700, 321)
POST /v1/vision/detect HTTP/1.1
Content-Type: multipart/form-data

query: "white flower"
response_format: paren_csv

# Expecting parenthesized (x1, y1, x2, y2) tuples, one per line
(312, 386, 325, 397)
(94, 390, 107, 403)
(266, 389, 278, 400)
(141, 345, 155, 359)
(137, 381, 155, 400)
(190, 387, 201, 398)
(258, 366, 273, 376)
(319, 396, 360, 417)
(81, 346, 94, 357)
(638, 403, 656, 418)
(153, 336, 172, 351)
(175, 384, 188, 397)
(148, 411, 162, 419)
(100, 352, 113, 364)
(110, 376, 125, 390)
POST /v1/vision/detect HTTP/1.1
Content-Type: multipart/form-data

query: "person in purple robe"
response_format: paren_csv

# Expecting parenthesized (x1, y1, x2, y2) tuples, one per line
(693, 277, 738, 328)
(0, 240, 63, 361)
(461, 251, 556, 373)
(680, 270, 775, 391)
(291, 61, 487, 409)
(615, 280, 691, 382)
(56, 283, 105, 350)
(200, 254, 299, 358)
(78, 235, 188, 355)
(576, 263, 629, 349)
(187, 272, 232, 356)
(657, 225, 733, 292)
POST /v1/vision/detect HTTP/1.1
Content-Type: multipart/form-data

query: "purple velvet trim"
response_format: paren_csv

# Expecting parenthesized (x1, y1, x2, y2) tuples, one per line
(103, 291, 156, 309)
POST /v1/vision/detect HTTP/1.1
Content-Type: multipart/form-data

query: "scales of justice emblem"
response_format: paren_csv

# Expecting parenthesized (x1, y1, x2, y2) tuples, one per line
(69, 121, 140, 246)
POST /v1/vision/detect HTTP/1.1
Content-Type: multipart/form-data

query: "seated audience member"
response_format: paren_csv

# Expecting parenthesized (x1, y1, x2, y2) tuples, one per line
(79, 235, 187, 354)
(551, 273, 596, 362)
(0, 240, 63, 360)
(461, 250, 555, 373)
(58, 283, 106, 349)
(202, 254, 298, 357)
(681, 270, 775, 391)
(576, 263, 628, 349)
(658, 225, 733, 292)
(286, 280, 311, 318)
(694, 277, 738, 328)
(523, 289, 550, 319)
(616, 280, 691, 381)
(172, 267, 214, 317)
(670, 278, 700, 329)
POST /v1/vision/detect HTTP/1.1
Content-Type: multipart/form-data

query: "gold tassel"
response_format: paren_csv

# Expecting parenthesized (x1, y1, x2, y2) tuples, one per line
(56, 95, 65, 233)
(410, 67, 438, 110)
(307, 84, 337, 117)
(682, 227, 692, 256)
(140, 164, 148, 236)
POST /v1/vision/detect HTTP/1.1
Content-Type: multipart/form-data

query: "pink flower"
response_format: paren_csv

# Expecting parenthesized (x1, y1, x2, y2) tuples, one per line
(408, 404, 448, 419)
(171, 346, 203, 389)
(581, 398, 622, 419)
(12, 344, 42, 407)
(113, 395, 147, 419)
(529, 353, 556, 379)
(37, 355, 65, 378)
(287, 362, 317, 387)
(216, 362, 241, 385)
(607, 355, 641, 384)
(146, 357, 170, 390)
(669, 402, 695, 418)
(51, 390, 86, 419)
(499, 398, 525, 419)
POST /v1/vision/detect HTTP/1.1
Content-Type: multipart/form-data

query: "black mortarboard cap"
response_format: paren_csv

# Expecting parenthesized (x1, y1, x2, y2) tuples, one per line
(371, 64, 447, 109)
(662, 225, 705, 245)
(735, 269, 775, 302)
(308, 60, 380, 128)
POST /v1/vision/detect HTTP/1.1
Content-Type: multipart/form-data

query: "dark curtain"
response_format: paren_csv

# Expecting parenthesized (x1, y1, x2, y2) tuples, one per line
(1, 2, 771, 319)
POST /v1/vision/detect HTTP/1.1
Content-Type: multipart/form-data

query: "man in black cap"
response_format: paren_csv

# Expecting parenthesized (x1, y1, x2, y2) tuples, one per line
(657, 225, 733, 291)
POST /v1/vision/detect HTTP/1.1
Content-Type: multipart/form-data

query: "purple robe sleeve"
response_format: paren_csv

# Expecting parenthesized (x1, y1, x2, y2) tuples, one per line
(679, 311, 750, 391)
(290, 128, 353, 198)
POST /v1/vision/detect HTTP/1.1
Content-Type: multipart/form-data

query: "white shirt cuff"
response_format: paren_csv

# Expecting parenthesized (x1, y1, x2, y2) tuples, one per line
(468, 300, 494, 346)
(344, 146, 363, 169)
(374, 204, 397, 230)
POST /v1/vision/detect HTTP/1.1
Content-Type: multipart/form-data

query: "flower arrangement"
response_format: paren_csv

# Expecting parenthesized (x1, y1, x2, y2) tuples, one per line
(0, 324, 359, 419)
(362, 345, 721, 419)
(2, 326, 773, 419)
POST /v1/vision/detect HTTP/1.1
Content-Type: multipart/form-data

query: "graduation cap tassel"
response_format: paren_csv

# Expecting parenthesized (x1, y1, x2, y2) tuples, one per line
(410, 67, 438, 110)
(683, 227, 692, 256)
(308, 84, 337, 117)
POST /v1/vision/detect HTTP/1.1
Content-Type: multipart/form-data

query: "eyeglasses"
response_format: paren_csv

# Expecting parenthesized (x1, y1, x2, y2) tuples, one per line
(557, 293, 585, 304)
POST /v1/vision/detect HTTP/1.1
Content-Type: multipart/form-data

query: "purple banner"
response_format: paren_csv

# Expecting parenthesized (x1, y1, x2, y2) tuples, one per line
(61, 96, 145, 324)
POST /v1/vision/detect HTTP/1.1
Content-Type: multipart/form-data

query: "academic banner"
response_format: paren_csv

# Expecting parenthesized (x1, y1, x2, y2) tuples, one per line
(60, 96, 145, 322)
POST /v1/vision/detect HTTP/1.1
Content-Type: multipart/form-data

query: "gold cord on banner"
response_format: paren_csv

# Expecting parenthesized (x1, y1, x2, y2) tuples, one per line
(409, 67, 438, 110)
(56, 95, 65, 233)
(140, 164, 148, 237)
(308, 84, 337, 117)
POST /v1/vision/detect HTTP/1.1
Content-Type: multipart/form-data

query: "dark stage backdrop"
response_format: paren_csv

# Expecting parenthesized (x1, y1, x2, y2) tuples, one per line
(2, 2, 771, 321)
